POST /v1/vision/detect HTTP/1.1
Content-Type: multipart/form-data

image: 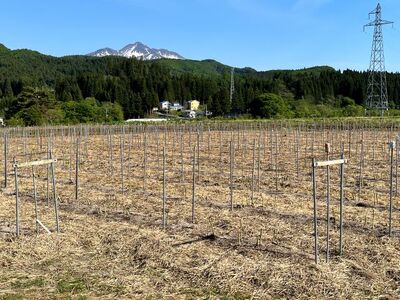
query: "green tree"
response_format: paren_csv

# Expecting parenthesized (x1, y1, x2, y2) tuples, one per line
(250, 93, 292, 118)
(10, 87, 58, 126)
(101, 102, 124, 122)
(63, 97, 99, 123)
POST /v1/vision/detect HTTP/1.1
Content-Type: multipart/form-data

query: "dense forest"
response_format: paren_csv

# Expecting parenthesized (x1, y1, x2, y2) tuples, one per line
(1, 43, 400, 125)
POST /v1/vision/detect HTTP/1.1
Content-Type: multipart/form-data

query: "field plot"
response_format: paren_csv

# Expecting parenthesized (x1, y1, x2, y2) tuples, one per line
(0, 121, 399, 299)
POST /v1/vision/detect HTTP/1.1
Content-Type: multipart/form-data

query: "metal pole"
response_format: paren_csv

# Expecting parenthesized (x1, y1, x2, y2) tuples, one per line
(358, 138, 364, 201)
(339, 154, 345, 256)
(396, 135, 399, 196)
(32, 166, 39, 234)
(69, 132, 73, 183)
(162, 146, 167, 229)
(251, 139, 256, 205)
(257, 134, 261, 192)
(389, 141, 395, 237)
(46, 144, 50, 206)
(275, 131, 279, 192)
(197, 131, 200, 183)
(143, 132, 147, 194)
(325, 143, 331, 263)
(348, 131, 351, 159)
(109, 130, 114, 177)
(219, 130, 222, 175)
(296, 130, 300, 180)
(120, 135, 125, 194)
(75, 137, 80, 201)
(180, 133, 184, 183)
(230, 141, 234, 211)
(192, 146, 196, 223)
(49, 150, 60, 233)
(4, 133, 8, 188)
(312, 158, 318, 264)
(14, 157, 20, 237)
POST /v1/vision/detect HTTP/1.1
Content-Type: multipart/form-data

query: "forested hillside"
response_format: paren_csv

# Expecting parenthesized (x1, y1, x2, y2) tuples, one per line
(1, 43, 400, 125)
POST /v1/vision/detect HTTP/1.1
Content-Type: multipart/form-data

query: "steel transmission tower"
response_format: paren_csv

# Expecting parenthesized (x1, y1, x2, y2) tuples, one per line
(229, 67, 235, 105)
(364, 3, 393, 114)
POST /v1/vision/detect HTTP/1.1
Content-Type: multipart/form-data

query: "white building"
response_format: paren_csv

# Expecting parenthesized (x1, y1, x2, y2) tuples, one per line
(169, 103, 183, 111)
(160, 101, 171, 111)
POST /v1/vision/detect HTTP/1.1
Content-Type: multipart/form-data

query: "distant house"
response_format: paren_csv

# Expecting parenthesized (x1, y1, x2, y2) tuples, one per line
(187, 100, 200, 111)
(170, 102, 183, 111)
(160, 100, 171, 111)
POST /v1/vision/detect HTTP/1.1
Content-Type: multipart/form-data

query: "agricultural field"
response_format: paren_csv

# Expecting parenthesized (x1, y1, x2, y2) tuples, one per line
(0, 120, 399, 299)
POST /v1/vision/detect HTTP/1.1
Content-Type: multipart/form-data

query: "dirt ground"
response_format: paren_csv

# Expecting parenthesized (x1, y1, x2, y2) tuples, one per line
(0, 122, 399, 299)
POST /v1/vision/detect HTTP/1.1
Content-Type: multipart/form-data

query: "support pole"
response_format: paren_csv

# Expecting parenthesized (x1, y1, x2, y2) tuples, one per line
(325, 143, 331, 263)
(312, 158, 318, 264)
(396, 135, 399, 196)
(251, 139, 256, 205)
(389, 141, 395, 237)
(49, 150, 60, 233)
(4, 133, 8, 188)
(192, 146, 196, 223)
(162, 146, 167, 229)
(32, 166, 39, 234)
(120, 135, 125, 194)
(75, 137, 80, 201)
(14, 157, 20, 237)
(46, 145, 50, 206)
(230, 141, 235, 211)
(143, 132, 147, 194)
(358, 140, 364, 201)
(339, 153, 345, 255)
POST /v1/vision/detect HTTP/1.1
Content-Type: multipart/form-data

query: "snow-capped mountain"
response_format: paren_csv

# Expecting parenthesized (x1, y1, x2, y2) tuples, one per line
(88, 42, 184, 60)
(89, 48, 120, 57)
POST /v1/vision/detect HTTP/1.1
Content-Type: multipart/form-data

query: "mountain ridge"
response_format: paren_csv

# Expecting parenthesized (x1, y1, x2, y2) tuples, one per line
(88, 42, 184, 60)
(0, 42, 340, 79)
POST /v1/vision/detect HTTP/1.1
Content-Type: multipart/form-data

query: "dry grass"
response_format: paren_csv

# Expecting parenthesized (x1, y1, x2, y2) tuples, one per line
(0, 123, 399, 299)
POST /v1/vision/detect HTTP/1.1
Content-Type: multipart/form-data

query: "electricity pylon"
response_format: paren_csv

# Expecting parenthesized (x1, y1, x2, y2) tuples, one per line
(364, 3, 393, 115)
(229, 67, 235, 105)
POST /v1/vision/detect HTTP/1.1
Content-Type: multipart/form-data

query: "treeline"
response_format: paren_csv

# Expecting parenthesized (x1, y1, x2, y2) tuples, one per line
(0, 44, 400, 125)
(4, 87, 123, 126)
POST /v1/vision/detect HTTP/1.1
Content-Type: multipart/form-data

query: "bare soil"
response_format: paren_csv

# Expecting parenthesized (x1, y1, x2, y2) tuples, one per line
(0, 122, 399, 299)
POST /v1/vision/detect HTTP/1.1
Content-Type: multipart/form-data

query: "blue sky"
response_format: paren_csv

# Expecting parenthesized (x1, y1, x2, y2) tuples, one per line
(0, 0, 399, 71)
